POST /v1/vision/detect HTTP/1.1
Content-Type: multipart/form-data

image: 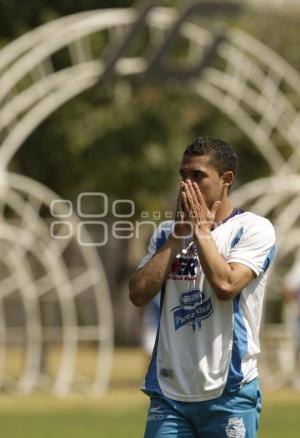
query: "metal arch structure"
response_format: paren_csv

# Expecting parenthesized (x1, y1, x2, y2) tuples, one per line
(0, 172, 113, 396)
(231, 174, 300, 283)
(1, 7, 300, 171)
(0, 6, 300, 392)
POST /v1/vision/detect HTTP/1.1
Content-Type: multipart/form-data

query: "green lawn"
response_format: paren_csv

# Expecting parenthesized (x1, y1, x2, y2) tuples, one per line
(260, 404, 300, 438)
(0, 406, 146, 438)
(0, 349, 299, 438)
(0, 393, 299, 438)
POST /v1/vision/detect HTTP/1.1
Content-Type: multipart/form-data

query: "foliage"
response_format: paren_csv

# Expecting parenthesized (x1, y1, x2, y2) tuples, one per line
(0, 0, 135, 39)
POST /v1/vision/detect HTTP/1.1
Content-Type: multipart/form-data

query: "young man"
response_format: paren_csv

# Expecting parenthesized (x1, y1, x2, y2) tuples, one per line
(129, 136, 276, 437)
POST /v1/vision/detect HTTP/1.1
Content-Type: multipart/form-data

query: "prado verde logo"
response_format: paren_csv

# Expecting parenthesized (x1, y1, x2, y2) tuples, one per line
(171, 289, 213, 331)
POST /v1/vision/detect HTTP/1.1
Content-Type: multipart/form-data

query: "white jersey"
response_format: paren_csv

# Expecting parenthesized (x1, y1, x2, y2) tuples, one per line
(138, 210, 276, 402)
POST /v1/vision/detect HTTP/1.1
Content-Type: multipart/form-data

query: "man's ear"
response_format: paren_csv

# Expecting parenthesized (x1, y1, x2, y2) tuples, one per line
(222, 171, 235, 189)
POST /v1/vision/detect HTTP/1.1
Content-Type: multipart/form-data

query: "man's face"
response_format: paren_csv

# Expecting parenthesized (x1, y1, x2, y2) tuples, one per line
(179, 154, 226, 208)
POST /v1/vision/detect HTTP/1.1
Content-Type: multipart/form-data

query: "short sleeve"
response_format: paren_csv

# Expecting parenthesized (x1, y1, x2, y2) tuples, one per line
(137, 221, 173, 270)
(226, 218, 276, 276)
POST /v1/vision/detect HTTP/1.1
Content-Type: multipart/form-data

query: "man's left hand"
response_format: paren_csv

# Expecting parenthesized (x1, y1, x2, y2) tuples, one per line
(181, 180, 221, 236)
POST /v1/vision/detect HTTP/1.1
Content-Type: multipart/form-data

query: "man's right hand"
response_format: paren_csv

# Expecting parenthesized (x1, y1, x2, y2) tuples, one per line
(173, 182, 193, 239)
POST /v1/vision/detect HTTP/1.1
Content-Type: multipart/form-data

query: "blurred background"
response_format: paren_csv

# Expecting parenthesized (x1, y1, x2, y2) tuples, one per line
(0, 0, 300, 437)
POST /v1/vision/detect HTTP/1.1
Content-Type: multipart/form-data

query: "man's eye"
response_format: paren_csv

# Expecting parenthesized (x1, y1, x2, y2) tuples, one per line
(193, 173, 204, 179)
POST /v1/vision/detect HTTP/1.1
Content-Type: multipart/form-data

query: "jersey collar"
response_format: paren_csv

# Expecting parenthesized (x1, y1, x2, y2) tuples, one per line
(212, 207, 245, 230)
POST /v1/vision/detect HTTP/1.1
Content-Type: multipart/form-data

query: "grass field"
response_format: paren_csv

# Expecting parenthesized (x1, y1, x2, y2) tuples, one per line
(0, 348, 299, 437)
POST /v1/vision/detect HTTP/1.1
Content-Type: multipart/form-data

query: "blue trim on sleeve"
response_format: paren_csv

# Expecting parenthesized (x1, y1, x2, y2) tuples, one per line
(143, 282, 167, 395)
(262, 244, 276, 272)
(231, 226, 244, 249)
(144, 323, 163, 395)
(143, 228, 167, 395)
(225, 294, 248, 393)
(155, 230, 167, 252)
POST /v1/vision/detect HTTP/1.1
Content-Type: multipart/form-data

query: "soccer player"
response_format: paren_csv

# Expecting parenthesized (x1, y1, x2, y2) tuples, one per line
(129, 136, 276, 438)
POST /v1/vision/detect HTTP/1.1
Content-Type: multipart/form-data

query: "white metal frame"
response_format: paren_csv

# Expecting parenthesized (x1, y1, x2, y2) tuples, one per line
(1, 8, 300, 172)
(0, 173, 113, 395)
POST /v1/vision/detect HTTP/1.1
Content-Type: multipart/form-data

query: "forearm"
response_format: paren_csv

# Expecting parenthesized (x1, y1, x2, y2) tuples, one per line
(129, 235, 181, 307)
(180, 179, 255, 299)
(194, 231, 237, 300)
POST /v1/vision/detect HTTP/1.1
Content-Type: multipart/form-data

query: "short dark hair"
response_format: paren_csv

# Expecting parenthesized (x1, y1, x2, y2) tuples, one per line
(183, 136, 238, 176)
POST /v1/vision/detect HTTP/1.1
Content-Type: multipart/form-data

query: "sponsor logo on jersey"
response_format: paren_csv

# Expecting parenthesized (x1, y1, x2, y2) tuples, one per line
(225, 417, 246, 438)
(168, 256, 199, 280)
(171, 289, 213, 331)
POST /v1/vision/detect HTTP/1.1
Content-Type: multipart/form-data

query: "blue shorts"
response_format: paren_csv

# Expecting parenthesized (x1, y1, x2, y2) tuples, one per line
(144, 378, 262, 438)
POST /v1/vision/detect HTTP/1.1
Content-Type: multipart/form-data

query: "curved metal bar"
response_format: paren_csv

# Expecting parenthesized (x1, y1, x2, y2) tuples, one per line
(1, 7, 300, 173)
(0, 225, 42, 393)
(0, 172, 114, 395)
(0, 65, 101, 170)
(231, 175, 300, 206)
(194, 81, 286, 173)
(0, 184, 77, 394)
(0, 9, 136, 103)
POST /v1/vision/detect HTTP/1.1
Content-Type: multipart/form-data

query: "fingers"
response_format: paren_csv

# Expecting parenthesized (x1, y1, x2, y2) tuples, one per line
(192, 181, 206, 206)
(176, 185, 183, 210)
(179, 180, 221, 234)
(182, 180, 204, 213)
(181, 180, 220, 218)
(182, 182, 197, 217)
(175, 182, 185, 220)
(181, 191, 189, 215)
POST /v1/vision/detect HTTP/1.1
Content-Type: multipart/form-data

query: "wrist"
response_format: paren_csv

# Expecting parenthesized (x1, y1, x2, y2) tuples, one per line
(172, 221, 193, 239)
(194, 228, 212, 242)
(168, 230, 184, 245)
